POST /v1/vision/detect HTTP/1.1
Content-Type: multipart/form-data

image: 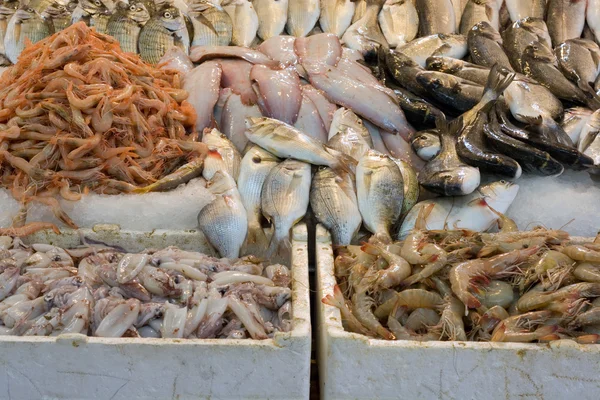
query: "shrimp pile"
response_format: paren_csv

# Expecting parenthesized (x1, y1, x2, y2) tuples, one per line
(0, 236, 292, 339)
(0, 22, 206, 236)
(324, 214, 600, 344)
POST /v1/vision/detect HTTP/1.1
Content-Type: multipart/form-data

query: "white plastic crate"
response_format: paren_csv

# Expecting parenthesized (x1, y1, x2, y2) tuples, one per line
(0, 224, 311, 400)
(316, 225, 600, 400)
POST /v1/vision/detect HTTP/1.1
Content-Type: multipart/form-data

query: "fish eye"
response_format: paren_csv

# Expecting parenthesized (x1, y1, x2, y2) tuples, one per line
(163, 11, 172, 18)
(94, 0, 101, 5)
(252, 156, 261, 164)
(27, 7, 33, 12)
(500, 180, 507, 184)
(129, 4, 135, 10)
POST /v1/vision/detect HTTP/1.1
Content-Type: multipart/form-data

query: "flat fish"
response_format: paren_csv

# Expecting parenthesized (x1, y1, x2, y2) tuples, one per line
(341, 0, 388, 57)
(250, 64, 302, 125)
(505, 0, 546, 22)
(378, 0, 419, 48)
(253, 0, 288, 40)
(184, 61, 222, 132)
(286, 0, 319, 37)
(220, 93, 263, 152)
(319, 0, 355, 38)
(294, 88, 329, 143)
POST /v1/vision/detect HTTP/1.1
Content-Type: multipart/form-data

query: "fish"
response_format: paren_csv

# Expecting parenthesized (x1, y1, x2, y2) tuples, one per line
(459, 0, 499, 35)
(107, 0, 150, 54)
(223, 0, 258, 47)
(379, 129, 425, 168)
(251, 64, 302, 125)
(365, 119, 392, 155)
(189, 45, 279, 67)
(561, 107, 594, 145)
(310, 167, 362, 246)
(411, 129, 441, 161)
(72, 0, 114, 34)
(184, 61, 222, 132)
(198, 171, 248, 259)
(388, 83, 444, 126)
(416, 71, 484, 112)
(261, 159, 311, 258)
(588, 0, 600, 45)
(396, 33, 468, 67)
(219, 59, 258, 106)
(384, 48, 430, 96)
(341, 0, 388, 57)
(503, 73, 564, 121)
(467, 21, 513, 70)
(0, 0, 18, 64)
(398, 180, 519, 238)
(327, 107, 372, 160)
(450, 0, 465, 28)
(4, 6, 53, 64)
(253, 0, 288, 40)
(555, 39, 600, 97)
(352, 0, 367, 24)
(546, 0, 587, 46)
(286, 0, 319, 37)
(502, 17, 552, 73)
(157, 46, 194, 75)
(578, 109, 600, 169)
(319, 0, 355, 38)
(521, 41, 598, 108)
(220, 93, 262, 152)
(257, 35, 298, 67)
(302, 84, 338, 131)
(237, 145, 280, 256)
(485, 109, 564, 176)
(294, 32, 342, 66)
(505, 0, 546, 22)
(189, 0, 233, 47)
(245, 116, 354, 173)
(202, 128, 242, 181)
(392, 157, 420, 219)
(418, 115, 481, 196)
(415, 0, 456, 36)
(43, 0, 78, 32)
(138, 6, 189, 65)
(294, 88, 329, 143)
(356, 149, 404, 242)
(378, 0, 419, 48)
(426, 55, 492, 85)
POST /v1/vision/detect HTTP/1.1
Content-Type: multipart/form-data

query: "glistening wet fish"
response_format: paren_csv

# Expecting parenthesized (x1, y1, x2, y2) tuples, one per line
(411, 130, 441, 161)
(459, 0, 499, 35)
(505, 0, 546, 22)
(467, 21, 513, 71)
(327, 107, 372, 161)
(561, 107, 594, 145)
(0, 0, 18, 65)
(319, 0, 355, 38)
(223, 0, 258, 47)
(202, 128, 242, 181)
(43, 0, 77, 32)
(555, 39, 600, 98)
(378, 0, 419, 48)
(4, 6, 53, 64)
(253, 0, 288, 40)
(107, 0, 150, 54)
(502, 17, 552, 73)
(138, 6, 189, 65)
(342, 0, 388, 57)
(578, 109, 600, 170)
(286, 0, 320, 37)
(426, 55, 491, 85)
(396, 33, 467, 67)
(546, 0, 587, 46)
(415, 0, 456, 36)
(189, 0, 233, 47)
(416, 70, 484, 112)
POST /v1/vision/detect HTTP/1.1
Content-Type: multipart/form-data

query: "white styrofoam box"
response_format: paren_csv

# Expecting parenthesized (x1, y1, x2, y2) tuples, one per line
(0, 224, 311, 400)
(316, 225, 600, 400)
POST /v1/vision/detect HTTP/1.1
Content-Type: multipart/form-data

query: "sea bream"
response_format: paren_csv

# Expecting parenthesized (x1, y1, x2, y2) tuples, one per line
(107, 0, 150, 54)
(378, 0, 418, 48)
(138, 6, 189, 65)
(4, 5, 53, 64)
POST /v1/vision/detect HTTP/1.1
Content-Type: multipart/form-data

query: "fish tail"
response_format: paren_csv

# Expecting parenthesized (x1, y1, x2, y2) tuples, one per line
(329, 150, 358, 176)
(265, 226, 286, 260)
(482, 64, 515, 106)
(243, 222, 269, 257)
(322, 284, 346, 309)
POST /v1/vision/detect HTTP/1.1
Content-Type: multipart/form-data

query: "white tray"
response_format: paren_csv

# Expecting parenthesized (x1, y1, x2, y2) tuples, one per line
(0, 224, 311, 400)
(316, 225, 600, 400)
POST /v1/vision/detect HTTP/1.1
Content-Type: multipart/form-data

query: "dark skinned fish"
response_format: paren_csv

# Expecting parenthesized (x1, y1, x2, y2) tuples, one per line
(467, 21, 513, 70)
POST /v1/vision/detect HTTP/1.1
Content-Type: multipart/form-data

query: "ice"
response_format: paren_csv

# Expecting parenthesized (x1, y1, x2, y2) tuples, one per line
(506, 170, 600, 238)
(0, 178, 214, 231)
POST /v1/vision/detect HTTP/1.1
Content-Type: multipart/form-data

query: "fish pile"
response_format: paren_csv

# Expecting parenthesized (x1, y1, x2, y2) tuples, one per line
(324, 212, 600, 344)
(0, 22, 207, 236)
(0, 236, 292, 339)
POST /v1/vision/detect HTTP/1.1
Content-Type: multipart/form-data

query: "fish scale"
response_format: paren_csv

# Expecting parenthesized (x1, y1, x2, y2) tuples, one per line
(138, 12, 178, 64)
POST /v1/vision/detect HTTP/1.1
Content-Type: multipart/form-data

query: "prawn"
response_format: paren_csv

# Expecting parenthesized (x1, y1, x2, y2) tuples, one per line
(402, 243, 448, 287)
(562, 245, 600, 263)
(322, 285, 375, 337)
(574, 263, 600, 283)
(361, 243, 411, 290)
(491, 311, 557, 343)
(387, 304, 440, 341)
(374, 289, 444, 320)
(517, 282, 600, 314)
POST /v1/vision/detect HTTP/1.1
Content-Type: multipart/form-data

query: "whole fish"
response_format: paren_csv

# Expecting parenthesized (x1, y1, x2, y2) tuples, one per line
(250, 64, 302, 125)
(327, 107, 372, 161)
(588, 0, 600, 45)
(426, 56, 492, 85)
(412, 130, 441, 162)
(198, 171, 248, 259)
(253, 0, 288, 40)
(189, 0, 233, 47)
(0, 0, 18, 64)
(220, 93, 262, 152)
(43, 0, 77, 32)
(389, 83, 444, 126)
(352, 0, 366, 23)
(561, 107, 594, 145)
(319, 0, 355, 38)
(286, 0, 319, 37)
(138, 6, 189, 65)
(467, 21, 513, 70)
(396, 33, 467, 67)
(459, 0, 499, 35)
(503, 73, 564, 121)
(451, 0, 466, 28)
(415, 0, 456, 36)
(546, 0, 587, 46)
(261, 159, 311, 258)
(107, 0, 150, 54)
(555, 39, 600, 96)
(384, 49, 430, 96)
(302, 84, 338, 131)
(158, 47, 193, 75)
(505, 0, 546, 21)
(578, 109, 600, 169)
(237, 145, 280, 256)
(294, 88, 329, 143)
(72, 0, 114, 33)
(223, 0, 258, 47)
(310, 167, 362, 246)
(416, 71, 484, 111)
(398, 181, 519, 238)
(392, 157, 420, 219)
(342, 0, 388, 57)
(295, 32, 342, 66)
(502, 17, 552, 73)
(258, 35, 298, 66)
(184, 61, 222, 132)
(378, 0, 419, 48)
(245, 116, 354, 173)
(4, 6, 53, 64)
(418, 116, 481, 196)
(202, 128, 242, 181)
(356, 149, 404, 242)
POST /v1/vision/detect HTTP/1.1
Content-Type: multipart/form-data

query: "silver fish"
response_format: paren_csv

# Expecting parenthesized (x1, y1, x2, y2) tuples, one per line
(467, 21, 513, 70)
(392, 157, 420, 219)
(73, 0, 114, 33)
(352, 0, 366, 24)
(43, 0, 77, 32)
(396, 33, 467, 67)
(459, 0, 499, 35)
(286, 0, 319, 37)
(202, 128, 242, 181)
(502, 17, 552, 73)
(555, 39, 600, 96)
(138, 6, 189, 65)
(415, 0, 456, 36)
(546, 0, 587, 47)
(378, 0, 419, 48)
(237, 145, 280, 256)
(589, 0, 600, 45)
(198, 171, 248, 259)
(310, 168, 362, 246)
(504, 73, 564, 121)
(341, 0, 388, 57)
(107, 1, 150, 54)
(223, 0, 258, 47)
(579, 110, 600, 170)
(261, 159, 311, 258)
(189, 0, 233, 47)
(253, 0, 288, 40)
(0, 0, 18, 64)
(561, 107, 594, 145)
(4, 6, 53, 64)
(356, 149, 404, 242)
(327, 107, 372, 161)
(319, 0, 355, 38)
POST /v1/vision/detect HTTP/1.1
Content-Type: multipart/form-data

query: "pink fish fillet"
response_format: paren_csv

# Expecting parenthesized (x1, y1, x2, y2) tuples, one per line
(250, 64, 303, 125)
(184, 61, 222, 133)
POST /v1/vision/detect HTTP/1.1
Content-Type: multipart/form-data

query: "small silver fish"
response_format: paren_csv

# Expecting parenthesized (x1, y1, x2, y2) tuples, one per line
(73, 0, 114, 33)
(0, 0, 18, 64)
(342, 0, 388, 57)
(107, 1, 150, 54)
(378, 0, 419, 48)
(202, 128, 242, 181)
(138, 6, 189, 64)
(327, 107, 372, 161)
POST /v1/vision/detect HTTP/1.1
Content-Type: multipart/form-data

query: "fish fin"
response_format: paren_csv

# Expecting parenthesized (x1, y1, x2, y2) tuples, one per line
(286, 171, 305, 196)
(362, 169, 373, 199)
(265, 227, 291, 261)
(242, 222, 269, 258)
(516, 114, 543, 127)
(467, 197, 488, 207)
(579, 129, 598, 152)
(485, 4, 495, 22)
(328, 148, 357, 175)
(322, 284, 345, 308)
(431, 43, 452, 58)
(196, 14, 219, 36)
(207, 148, 223, 160)
(482, 64, 515, 104)
(223, 195, 235, 208)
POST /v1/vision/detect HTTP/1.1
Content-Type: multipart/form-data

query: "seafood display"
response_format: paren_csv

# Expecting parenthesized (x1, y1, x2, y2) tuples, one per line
(323, 213, 600, 344)
(0, 236, 292, 339)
